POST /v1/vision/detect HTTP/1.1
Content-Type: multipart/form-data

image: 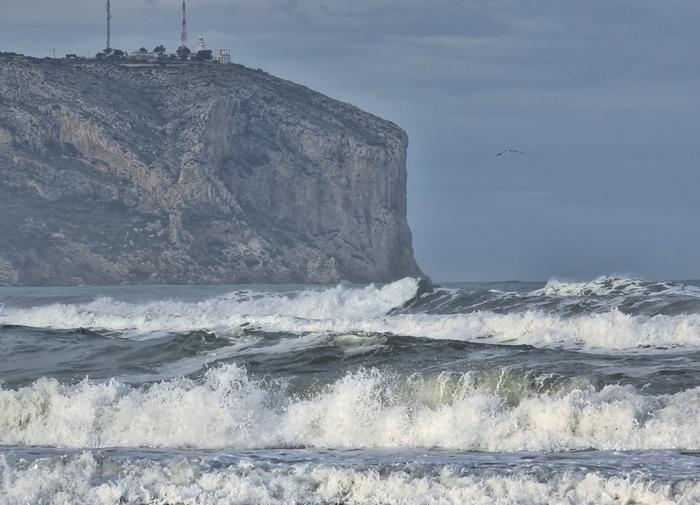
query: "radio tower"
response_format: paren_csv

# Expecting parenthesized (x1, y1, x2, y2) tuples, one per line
(106, 0, 112, 51)
(180, 0, 188, 47)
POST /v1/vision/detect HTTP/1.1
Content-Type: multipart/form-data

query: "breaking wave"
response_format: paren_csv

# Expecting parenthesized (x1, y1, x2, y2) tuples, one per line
(1, 364, 699, 452)
(535, 276, 700, 298)
(400, 276, 700, 316)
(2, 277, 700, 350)
(0, 278, 421, 334)
(232, 310, 700, 350)
(2, 451, 699, 505)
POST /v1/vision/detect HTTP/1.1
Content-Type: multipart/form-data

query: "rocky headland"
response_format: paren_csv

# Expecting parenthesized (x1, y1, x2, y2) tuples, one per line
(0, 54, 422, 285)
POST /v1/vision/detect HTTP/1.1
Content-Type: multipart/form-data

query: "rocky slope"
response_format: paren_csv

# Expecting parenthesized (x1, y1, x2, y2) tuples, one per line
(0, 54, 422, 285)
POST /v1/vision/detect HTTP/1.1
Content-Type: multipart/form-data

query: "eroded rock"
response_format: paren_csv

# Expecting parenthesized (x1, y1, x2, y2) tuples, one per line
(0, 55, 422, 285)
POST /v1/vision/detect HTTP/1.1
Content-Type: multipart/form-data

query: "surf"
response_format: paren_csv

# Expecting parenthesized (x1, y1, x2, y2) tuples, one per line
(2, 363, 699, 452)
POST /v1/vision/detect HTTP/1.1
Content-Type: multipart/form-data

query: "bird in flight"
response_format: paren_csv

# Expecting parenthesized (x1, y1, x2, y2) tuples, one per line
(497, 149, 525, 157)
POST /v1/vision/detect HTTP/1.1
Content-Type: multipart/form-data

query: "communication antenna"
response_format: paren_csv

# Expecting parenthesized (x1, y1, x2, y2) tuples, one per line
(106, 0, 112, 51)
(180, 0, 188, 47)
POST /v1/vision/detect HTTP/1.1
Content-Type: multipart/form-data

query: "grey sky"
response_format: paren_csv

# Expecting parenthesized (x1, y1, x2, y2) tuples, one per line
(2, 0, 700, 281)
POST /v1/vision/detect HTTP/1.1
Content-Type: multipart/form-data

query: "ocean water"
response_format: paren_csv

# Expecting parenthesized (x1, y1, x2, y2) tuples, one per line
(2, 276, 700, 504)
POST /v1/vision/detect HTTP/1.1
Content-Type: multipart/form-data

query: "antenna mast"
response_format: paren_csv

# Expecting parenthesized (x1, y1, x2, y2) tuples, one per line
(180, 0, 188, 47)
(106, 0, 112, 51)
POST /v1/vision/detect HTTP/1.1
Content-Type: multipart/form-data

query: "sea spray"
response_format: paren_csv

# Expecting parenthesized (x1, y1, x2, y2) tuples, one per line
(2, 277, 700, 349)
(3, 278, 700, 503)
(1, 364, 699, 451)
(2, 451, 699, 505)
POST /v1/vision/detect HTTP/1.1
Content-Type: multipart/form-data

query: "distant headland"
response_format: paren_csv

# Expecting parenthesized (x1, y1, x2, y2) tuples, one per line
(0, 54, 422, 285)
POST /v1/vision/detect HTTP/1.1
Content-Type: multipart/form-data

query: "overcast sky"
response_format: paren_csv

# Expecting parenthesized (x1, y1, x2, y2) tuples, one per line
(2, 0, 700, 281)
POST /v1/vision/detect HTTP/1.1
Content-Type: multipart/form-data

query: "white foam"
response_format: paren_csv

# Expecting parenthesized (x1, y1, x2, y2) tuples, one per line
(533, 276, 700, 298)
(180, 310, 700, 350)
(0, 278, 420, 336)
(1, 365, 699, 451)
(209, 309, 700, 350)
(1, 451, 698, 505)
(264, 309, 700, 349)
(3, 276, 700, 349)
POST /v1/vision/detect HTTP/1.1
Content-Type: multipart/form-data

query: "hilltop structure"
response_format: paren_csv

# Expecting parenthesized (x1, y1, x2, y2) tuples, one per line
(180, 0, 188, 50)
(106, 0, 112, 51)
(97, 0, 231, 64)
(214, 49, 231, 64)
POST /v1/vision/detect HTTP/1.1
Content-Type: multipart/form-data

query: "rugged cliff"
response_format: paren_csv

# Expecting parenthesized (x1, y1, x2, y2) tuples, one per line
(0, 54, 422, 285)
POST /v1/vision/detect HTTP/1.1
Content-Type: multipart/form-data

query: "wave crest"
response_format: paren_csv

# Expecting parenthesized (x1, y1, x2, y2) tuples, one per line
(535, 276, 700, 298)
(0, 278, 421, 334)
(3, 277, 700, 350)
(1, 364, 699, 451)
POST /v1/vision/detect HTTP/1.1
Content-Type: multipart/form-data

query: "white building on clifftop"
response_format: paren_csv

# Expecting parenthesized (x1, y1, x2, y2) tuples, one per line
(195, 35, 231, 64)
(213, 49, 231, 64)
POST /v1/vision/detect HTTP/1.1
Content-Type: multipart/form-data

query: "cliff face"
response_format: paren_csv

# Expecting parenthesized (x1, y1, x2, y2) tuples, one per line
(0, 54, 422, 285)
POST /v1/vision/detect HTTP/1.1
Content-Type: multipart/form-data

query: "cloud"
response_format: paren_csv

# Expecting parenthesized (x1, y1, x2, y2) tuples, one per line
(2, 0, 700, 279)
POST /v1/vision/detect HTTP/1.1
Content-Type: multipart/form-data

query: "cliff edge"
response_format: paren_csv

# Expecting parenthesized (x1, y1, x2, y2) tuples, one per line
(0, 54, 422, 285)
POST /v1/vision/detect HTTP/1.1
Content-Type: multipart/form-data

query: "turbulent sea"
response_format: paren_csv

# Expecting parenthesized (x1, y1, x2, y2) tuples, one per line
(2, 276, 700, 504)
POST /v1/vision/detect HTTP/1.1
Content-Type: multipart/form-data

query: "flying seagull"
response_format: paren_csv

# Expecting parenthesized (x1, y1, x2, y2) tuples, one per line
(497, 149, 525, 157)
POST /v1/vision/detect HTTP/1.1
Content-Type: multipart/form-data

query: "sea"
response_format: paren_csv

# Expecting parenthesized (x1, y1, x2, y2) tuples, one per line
(1, 276, 700, 504)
